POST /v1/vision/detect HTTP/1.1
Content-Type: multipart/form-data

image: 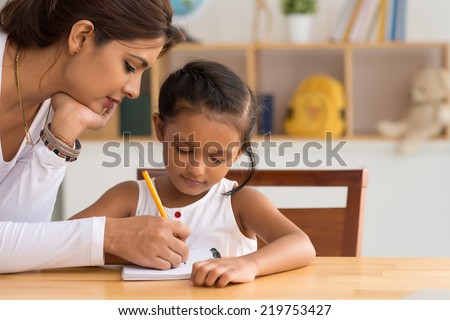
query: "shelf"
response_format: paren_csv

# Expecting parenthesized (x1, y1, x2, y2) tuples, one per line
(81, 42, 450, 142)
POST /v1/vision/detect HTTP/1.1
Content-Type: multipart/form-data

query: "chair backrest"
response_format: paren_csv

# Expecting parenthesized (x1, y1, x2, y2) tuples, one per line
(137, 168, 368, 257)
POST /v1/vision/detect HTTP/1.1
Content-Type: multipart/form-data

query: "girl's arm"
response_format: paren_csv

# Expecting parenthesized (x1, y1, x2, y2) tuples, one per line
(69, 181, 138, 265)
(190, 187, 315, 287)
(69, 181, 139, 220)
(236, 187, 316, 273)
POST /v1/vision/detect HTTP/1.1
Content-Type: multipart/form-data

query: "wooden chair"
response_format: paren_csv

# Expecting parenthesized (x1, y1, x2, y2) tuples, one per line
(137, 168, 368, 257)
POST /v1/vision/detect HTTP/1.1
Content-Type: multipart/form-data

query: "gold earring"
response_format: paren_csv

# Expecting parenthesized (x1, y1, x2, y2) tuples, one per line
(72, 49, 79, 55)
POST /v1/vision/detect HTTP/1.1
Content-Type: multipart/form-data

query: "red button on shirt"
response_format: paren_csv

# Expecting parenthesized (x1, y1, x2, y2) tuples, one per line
(174, 211, 181, 218)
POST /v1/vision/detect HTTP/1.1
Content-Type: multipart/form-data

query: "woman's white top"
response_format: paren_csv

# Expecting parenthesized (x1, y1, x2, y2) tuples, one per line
(0, 31, 105, 273)
(136, 178, 257, 257)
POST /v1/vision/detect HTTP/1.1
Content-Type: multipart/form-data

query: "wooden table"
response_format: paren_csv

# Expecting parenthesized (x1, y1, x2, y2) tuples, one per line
(2, 257, 450, 300)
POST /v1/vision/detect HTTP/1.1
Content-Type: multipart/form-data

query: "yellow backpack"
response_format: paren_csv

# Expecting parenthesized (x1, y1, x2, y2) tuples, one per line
(284, 75, 346, 138)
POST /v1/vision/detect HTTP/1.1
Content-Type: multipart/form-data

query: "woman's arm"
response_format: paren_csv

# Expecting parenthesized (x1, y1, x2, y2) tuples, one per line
(0, 176, 190, 273)
(0, 218, 105, 274)
(70, 181, 192, 269)
(190, 187, 315, 287)
(0, 212, 191, 274)
(0, 95, 111, 273)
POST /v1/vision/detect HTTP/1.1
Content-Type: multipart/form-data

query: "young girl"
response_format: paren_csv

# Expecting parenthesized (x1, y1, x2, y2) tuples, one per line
(72, 60, 316, 287)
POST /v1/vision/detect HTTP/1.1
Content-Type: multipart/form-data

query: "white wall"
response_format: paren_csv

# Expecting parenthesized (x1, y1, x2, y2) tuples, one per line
(183, 0, 450, 43)
(3, 0, 449, 43)
(61, 0, 450, 258)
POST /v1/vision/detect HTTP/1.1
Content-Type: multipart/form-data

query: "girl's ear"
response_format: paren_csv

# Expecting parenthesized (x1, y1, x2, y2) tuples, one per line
(152, 112, 165, 142)
(67, 20, 95, 55)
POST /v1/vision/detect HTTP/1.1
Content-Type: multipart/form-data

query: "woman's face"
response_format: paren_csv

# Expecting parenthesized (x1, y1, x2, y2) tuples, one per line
(63, 37, 164, 115)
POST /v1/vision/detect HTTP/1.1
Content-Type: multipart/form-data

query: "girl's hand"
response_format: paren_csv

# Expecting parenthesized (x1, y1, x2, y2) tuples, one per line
(50, 93, 117, 143)
(190, 256, 258, 288)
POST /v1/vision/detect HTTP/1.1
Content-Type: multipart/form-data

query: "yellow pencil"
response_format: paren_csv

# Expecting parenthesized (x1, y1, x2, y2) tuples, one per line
(142, 170, 167, 218)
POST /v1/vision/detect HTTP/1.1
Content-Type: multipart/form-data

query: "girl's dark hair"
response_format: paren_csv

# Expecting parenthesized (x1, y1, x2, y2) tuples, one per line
(0, 0, 183, 54)
(158, 60, 260, 194)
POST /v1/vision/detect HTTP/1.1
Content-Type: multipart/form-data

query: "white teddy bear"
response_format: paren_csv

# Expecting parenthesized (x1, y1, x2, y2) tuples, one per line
(377, 66, 450, 153)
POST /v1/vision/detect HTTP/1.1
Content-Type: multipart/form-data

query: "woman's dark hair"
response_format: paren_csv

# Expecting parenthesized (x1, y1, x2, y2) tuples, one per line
(0, 0, 184, 54)
(158, 60, 260, 194)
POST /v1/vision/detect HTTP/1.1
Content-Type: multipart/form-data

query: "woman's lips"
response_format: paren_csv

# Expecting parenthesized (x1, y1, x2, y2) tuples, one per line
(103, 97, 120, 113)
(110, 97, 121, 104)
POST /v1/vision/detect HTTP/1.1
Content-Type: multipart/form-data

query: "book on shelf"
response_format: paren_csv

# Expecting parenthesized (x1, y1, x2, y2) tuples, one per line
(377, 0, 388, 41)
(258, 94, 273, 135)
(343, 0, 365, 42)
(393, 0, 408, 40)
(389, 0, 398, 40)
(365, 1, 382, 42)
(122, 248, 221, 281)
(331, 0, 408, 43)
(383, 0, 394, 40)
(387, 0, 408, 41)
(348, 0, 380, 42)
(330, 0, 360, 42)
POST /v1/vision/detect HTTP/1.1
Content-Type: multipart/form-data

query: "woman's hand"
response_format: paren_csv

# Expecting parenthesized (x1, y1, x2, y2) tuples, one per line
(104, 216, 191, 270)
(190, 256, 258, 288)
(50, 93, 117, 143)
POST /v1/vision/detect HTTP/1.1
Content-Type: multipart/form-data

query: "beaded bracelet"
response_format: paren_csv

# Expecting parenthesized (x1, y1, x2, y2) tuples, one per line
(40, 123, 81, 162)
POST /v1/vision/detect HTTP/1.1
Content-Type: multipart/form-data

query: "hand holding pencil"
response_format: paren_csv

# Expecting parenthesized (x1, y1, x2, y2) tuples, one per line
(142, 170, 190, 265)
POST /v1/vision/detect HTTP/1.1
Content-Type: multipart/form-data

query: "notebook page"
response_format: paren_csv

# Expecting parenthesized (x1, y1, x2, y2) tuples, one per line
(122, 248, 218, 281)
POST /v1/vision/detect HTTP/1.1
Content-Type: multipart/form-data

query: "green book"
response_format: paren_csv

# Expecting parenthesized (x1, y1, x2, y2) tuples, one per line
(120, 94, 151, 135)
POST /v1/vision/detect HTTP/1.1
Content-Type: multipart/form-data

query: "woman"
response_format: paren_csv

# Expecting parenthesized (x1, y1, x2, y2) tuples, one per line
(0, 0, 190, 273)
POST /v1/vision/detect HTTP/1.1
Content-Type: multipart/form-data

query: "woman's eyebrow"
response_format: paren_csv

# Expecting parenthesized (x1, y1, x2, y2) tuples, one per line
(128, 54, 149, 68)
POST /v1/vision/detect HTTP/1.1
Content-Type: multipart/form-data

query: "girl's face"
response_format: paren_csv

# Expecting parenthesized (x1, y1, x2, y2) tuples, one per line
(155, 112, 242, 197)
(63, 38, 164, 116)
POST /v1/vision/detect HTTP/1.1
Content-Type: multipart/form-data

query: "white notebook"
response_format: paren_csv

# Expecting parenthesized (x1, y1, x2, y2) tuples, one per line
(122, 248, 221, 281)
